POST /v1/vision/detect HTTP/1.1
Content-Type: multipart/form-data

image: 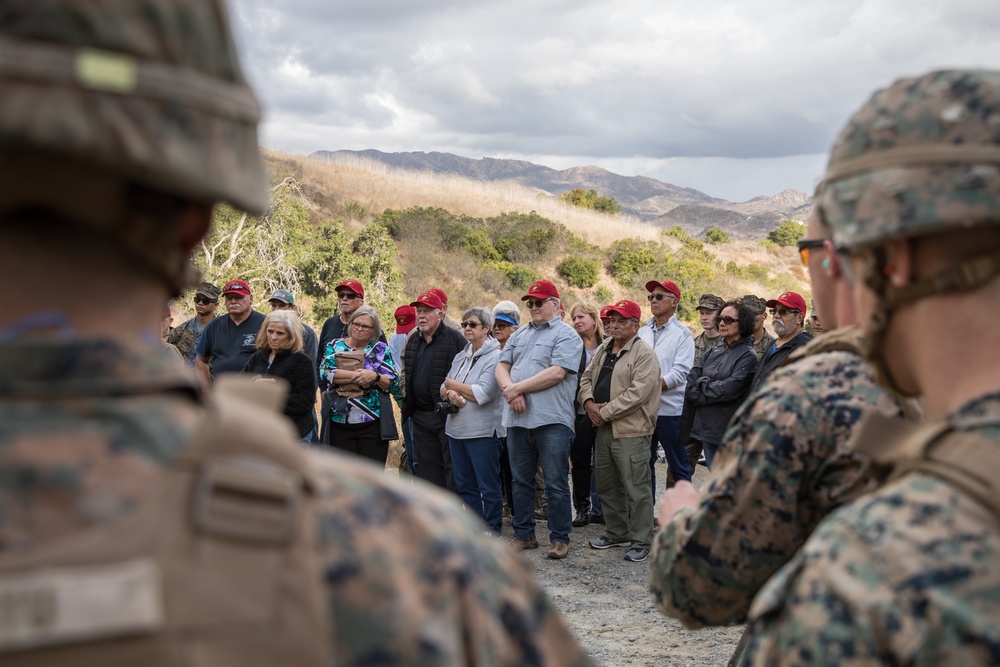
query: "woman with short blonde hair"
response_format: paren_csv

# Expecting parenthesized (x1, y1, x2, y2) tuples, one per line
(243, 309, 316, 440)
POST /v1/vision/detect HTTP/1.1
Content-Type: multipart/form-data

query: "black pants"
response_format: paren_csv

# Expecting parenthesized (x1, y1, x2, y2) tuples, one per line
(499, 436, 513, 510)
(329, 420, 387, 466)
(411, 409, 455, 491)
(570, 413, 597, 511)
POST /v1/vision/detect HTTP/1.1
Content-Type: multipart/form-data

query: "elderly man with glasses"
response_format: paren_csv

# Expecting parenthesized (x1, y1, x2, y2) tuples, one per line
(580, 300, 661, 563)
(496, 280, 583, 559)
(747, 291, 812, 395)
(195, 279, 266, 396)
(637, 280, 695, 493)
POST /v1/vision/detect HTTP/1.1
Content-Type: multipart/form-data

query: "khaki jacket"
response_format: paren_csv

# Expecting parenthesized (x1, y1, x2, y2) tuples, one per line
(578, 334, 661, 439)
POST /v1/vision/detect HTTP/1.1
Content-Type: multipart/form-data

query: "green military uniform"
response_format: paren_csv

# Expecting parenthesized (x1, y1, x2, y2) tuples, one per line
(743, 394, 1000, 665)
(691, 331, 723, 367)
(0, 338, 594, 666)
(752, 331, 776, 360)
(0, 2, 594, 664)
(741, 69, 1000, 665)
(649, 328, 904, 628)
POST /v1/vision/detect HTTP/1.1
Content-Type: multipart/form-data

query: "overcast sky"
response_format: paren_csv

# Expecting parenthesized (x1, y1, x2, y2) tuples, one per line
(229, 0, 1000, 202)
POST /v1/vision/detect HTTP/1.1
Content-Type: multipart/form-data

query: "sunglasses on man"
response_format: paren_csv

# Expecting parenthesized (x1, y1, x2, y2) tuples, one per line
(525, 298, 551, 309)
(647, 293, 674, 302)
(337, 292, 361, 300)
(193, 297, 216, 305)
(797, 238, 828, 267)
(769, 307, 801, 317)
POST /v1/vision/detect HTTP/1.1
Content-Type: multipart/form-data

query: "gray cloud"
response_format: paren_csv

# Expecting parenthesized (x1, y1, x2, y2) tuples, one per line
(230, 0, 1000, 200)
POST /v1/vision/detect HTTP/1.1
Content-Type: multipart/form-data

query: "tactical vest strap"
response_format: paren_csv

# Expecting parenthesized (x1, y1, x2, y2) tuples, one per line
(853, 411, 1000, 521)
(783, 324, 864, 367)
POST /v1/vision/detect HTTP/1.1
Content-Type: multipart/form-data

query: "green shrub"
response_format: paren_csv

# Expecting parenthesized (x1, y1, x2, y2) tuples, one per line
(557, 256, 600, 288)
(608, 238, 658, 283)
(594, 285, 614, 304)
(704, 227, 731, 244)
(464, 230, 500, 260)
(559, 188, 622, 214)
(768, 219, 805, 247)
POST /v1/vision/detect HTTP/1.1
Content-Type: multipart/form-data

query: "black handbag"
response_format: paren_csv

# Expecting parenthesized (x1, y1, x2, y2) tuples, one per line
(377, 389, 399, 441)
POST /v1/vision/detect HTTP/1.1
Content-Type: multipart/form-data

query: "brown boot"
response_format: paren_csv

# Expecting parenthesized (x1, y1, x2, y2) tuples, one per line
(547, 542, 569, 559)
(510, 537, 539, 551)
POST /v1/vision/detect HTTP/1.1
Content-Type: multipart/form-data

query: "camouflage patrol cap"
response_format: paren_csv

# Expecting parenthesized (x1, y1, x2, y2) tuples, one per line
(696, 294, 725, 311)
(0, 0, 267, 215)
(740, 295, 767, 314)
(194, 281, 221, 300)
(818, 69, 1000, 249)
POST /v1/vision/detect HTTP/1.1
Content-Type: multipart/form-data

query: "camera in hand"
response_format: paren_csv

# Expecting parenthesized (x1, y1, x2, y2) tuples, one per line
(434, 399, 460, 415)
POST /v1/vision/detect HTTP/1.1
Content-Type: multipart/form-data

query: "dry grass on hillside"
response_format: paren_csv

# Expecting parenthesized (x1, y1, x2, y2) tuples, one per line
(265, 150, 660, 247)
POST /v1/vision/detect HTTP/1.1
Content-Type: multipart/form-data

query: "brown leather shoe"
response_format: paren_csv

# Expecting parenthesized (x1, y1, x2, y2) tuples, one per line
(511, 537, 539, 551)
(547, 542, 569, 559)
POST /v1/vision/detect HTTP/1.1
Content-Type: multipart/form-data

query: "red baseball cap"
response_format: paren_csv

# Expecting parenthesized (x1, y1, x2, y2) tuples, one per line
(394, 305, 416, 334)
(766, 291, 807, 313)
(428, 287, 448, 305)
(645, 280, 681, 300)
(605, 299, 642, 321)
(411, 290, 444, 310)
(521, 279, 560, 301)
(335, 279, 365, 298)
(599, 305, 612, 321)
(221, 279, 251, 297)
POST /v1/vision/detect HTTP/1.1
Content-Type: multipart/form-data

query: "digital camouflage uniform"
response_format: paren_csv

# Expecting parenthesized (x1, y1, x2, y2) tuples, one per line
(167, 317, 209, 366)
(0, 338, 594, 666)
(751, 331, 776, 360)
(742, 70, 1000, 665)
(691, 331, 724, 367)
(649, 327, 904, 629)
(742, 393, 1000, 665)
(0, 2, 594, 664)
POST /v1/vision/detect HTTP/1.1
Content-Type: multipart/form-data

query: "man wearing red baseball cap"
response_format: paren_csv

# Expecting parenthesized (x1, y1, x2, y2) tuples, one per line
(426, 287, 462, 331)
(748, 290, 812, 394)
(401, 290, 466, 490)
(496, 279, 583, 559)
(637, 280, 695, 493)
(195, 278, 266, 395)
(579, 300, 661, 563)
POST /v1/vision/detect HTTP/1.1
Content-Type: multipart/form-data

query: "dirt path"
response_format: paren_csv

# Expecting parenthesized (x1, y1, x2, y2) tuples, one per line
(520, 463, 743, 667)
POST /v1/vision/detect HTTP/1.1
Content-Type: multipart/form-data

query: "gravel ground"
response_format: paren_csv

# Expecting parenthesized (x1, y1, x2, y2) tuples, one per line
(518, 462, 744, 667)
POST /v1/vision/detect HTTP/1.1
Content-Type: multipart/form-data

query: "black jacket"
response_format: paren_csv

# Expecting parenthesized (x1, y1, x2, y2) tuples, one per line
(748, 330, 813, 396)
(401, 322, 466, 421)
(243, 349, 317, 438)
(686, 336, 759, 447)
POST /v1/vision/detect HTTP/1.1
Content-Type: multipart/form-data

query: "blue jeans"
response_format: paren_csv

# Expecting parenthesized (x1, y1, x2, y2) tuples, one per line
(702, 440, 719, 469)
(652, 415, 689, 488)
(449, 435, 503, 533)
(507, 424, 573, 543)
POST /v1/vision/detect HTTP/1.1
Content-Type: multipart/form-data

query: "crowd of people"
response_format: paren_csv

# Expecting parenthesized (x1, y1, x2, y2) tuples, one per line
(169, 269, 824, 565)
(8, 3, 1000, 663)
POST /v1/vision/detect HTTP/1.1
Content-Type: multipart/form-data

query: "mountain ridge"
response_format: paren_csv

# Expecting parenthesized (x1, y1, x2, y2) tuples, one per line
(310, 149, 812, 239)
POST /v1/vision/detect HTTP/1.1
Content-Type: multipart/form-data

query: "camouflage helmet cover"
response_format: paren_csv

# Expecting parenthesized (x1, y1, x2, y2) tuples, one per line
(0, 0, 268, 215)
(817, 69, 1000, 250)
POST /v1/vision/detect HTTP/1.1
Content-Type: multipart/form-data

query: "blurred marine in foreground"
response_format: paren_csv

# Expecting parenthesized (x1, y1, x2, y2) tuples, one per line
(743, 69, 1000, 665)
(0, 2, 593, 665)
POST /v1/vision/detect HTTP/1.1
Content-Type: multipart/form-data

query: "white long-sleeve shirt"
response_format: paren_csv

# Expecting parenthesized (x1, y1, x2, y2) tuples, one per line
(637, 315, 694, 417)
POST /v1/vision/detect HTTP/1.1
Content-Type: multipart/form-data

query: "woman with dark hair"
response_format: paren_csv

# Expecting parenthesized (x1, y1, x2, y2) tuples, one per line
(242, 310, 318, 442)
(684, 300, 759, 468)
(320, 306, 401, 464)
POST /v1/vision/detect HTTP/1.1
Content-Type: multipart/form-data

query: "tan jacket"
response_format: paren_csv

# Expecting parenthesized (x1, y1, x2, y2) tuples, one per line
(578, 334, 661, 439)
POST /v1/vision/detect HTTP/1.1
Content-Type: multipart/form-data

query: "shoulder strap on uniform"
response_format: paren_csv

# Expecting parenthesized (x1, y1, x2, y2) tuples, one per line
(179, 375, 318, 543)
(782, 324, 864, 366)
(853, 411, 1000, 521)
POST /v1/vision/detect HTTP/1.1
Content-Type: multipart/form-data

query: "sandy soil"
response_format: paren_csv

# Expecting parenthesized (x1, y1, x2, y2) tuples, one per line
(518, 462, 744, 667)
